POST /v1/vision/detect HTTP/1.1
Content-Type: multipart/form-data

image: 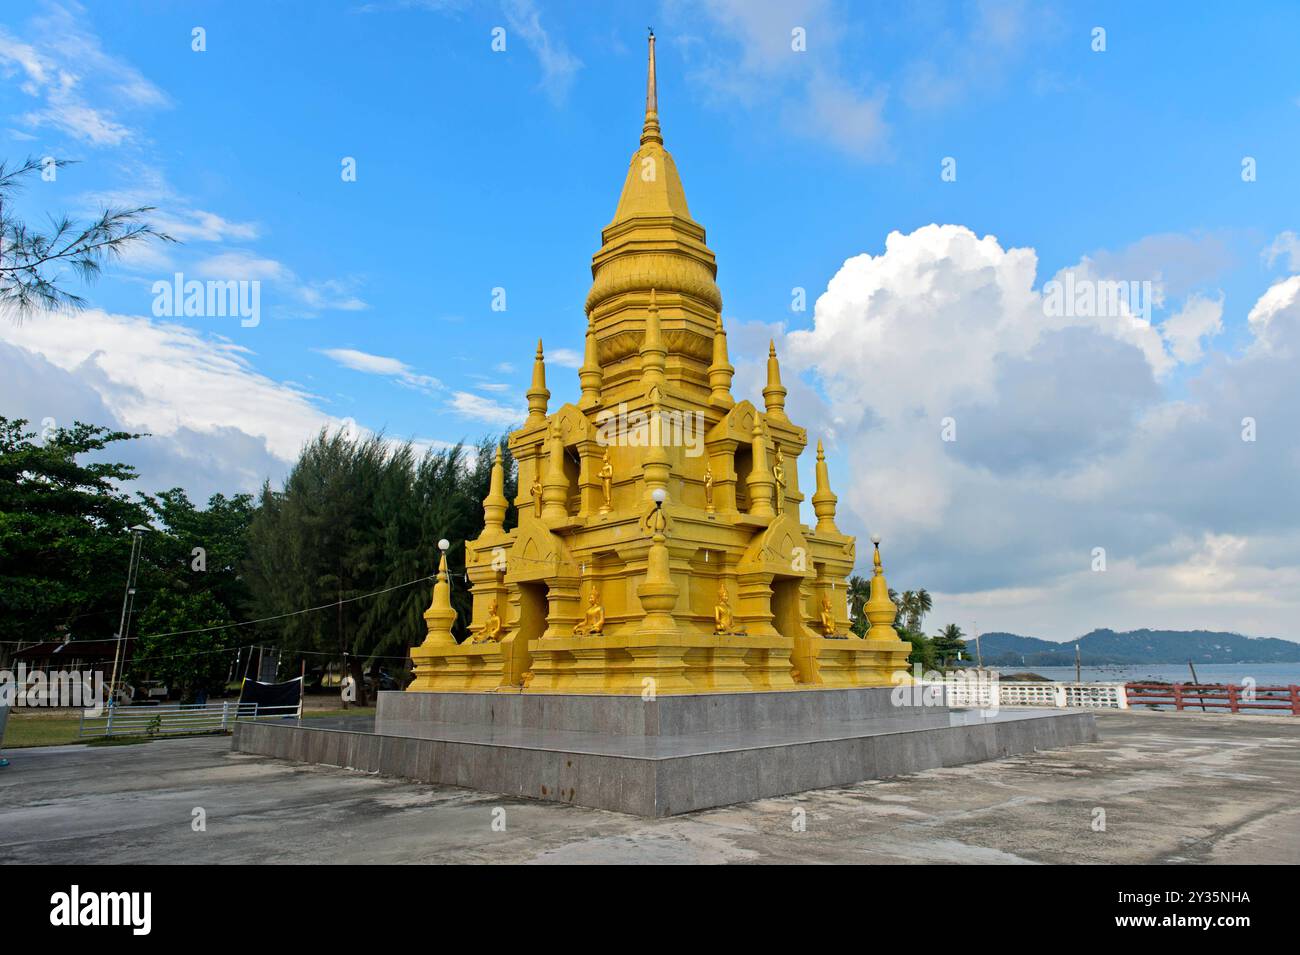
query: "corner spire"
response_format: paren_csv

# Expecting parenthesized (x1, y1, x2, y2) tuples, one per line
(639, 287, 667, 393)
(419, 552, 457, 648)
(864, 537, 903, 643)
(527, 339, 549, 424)
(763, 339, 789, 422)
(708, 312, 735, 408)
(482, 445, 508, 535)
(811, 439, 839, 535)
(579, 314, 602, 409)
(642, 28, 662, 146)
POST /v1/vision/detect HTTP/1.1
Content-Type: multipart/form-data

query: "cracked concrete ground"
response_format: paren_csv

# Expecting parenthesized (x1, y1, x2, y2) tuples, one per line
(1, 710, 1296, 864)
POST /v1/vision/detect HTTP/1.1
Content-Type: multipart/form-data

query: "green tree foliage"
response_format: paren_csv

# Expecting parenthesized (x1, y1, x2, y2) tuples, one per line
(931, 623, 966, 667)
(1, 156, 173, 316)
(242, 429, 514, 704)
(894, 588, 933, 633)
(0, 416, 147, 643)
(130, 489, 256, 697)
(846, 574, 870, 636)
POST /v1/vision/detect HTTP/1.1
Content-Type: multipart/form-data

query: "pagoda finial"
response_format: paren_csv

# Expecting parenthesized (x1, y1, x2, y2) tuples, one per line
(643, 390, 671, 502)
(641, 28, 662, 146)
(579, 314, 602, 409)
(811, 439, 839, 535)
(527, 339, 550, 423)
(640, 287, 667, 393)
(746, 417, 776, 518)
(763, 339, 789, 422)
(482, 444, 509, 535)
(708, 312, 735, 408)
(541, 418, 568, 521)
(418, 551, 457, 648)
(864, 536, 902, 643)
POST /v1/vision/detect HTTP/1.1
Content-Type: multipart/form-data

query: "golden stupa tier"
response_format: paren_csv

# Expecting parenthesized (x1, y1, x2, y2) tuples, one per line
(408, 34, 910, 694)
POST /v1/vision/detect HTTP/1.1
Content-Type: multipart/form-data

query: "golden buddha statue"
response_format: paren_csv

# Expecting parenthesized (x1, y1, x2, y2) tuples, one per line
(529, 475, 543, 518)
(703, 462, 714, 513)
(475, 599, 504, 643)
(819, 594, 838, 637)
(714, 583, 735, 635)
(572, 587, 605, 636)
(598, 449, 613, 514)
(772, 444, 786, 516)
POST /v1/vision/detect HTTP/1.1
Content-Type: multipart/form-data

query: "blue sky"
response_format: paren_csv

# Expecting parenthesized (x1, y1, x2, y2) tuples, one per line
(4, 1, 1300, 641)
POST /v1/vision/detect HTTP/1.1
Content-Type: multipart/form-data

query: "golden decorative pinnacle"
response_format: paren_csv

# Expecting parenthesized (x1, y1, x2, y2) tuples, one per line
(746, 417, 776, 518)
(579, 314, 602, 409)
(811, 439, 839, 534)
(708, 312, 735, 408)
(640, 287, 667, 393)
(864, 537, 902, 643)
(419, 552, 458, 647)
(526, 339, 549, 423)
(763, 339, 788, 421)
(642, 29, 662, 146)
(482, 445, 508, 534)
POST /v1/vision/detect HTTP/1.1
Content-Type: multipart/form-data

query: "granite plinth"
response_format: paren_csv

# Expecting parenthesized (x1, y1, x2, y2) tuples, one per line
(232, 687, 1096, 816)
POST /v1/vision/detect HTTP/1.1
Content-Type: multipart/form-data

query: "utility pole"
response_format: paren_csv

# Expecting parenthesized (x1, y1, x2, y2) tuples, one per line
(1074, 643, 1082, 683)
(108, 525, 149, 706)
(973, 620, 983, 669)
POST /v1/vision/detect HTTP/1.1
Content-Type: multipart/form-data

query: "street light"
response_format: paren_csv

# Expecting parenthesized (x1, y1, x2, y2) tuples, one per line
(108, 524, 150, 707)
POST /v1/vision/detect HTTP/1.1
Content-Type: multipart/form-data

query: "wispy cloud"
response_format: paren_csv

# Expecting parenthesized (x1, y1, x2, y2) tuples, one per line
(320, 347, 441, 394)
(449, 390, 519, 426)
(548, 347, 582, 368)
(195, 252, 370, 315)
(501, 0, 582, 103)
(0, 2, 169, 146)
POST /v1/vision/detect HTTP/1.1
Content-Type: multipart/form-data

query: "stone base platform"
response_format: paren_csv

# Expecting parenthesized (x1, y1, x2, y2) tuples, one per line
(231, 687, 1096, 816)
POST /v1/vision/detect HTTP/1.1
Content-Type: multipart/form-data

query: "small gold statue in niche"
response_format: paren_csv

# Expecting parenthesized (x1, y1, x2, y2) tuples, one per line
(598, 448, 614, 514)
(714, 583, 744, 635)
(573, 586, 605, 636)
(819, 594, 842, 638)
(475, 599, 505, 643)
(529, 475, 543, 518)
(703, 462, 715, 514)
(772, 444, 786, 516)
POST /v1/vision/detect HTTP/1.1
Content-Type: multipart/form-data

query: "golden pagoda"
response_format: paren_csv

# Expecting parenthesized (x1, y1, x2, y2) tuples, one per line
(409, 33, 910, 694)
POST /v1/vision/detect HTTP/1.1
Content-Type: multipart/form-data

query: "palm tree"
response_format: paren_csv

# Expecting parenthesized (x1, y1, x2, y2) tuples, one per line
(895, 590, 914, 631)
(846, 575, 871, 636)
(912, 588, 933, 632)
(933, 623, 965, 667)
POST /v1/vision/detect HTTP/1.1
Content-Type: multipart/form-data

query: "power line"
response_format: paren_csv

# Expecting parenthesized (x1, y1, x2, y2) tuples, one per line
(0, 572, 436, 645)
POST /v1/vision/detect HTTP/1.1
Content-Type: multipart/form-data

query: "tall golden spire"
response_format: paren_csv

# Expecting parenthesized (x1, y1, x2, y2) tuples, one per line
(864, 538, 902, 642)
(763, 340, 789, 422)
(746, 418, 776, 518)
(542, 419, 568, 521)
(642, 28, 661, 146)
(811, 440, 839, 534)
(419, 551, 457, 648)
(585, 30, 721, 402)
(526, 340, 549, 424)
(708, 312, 735, 408)
(482, 445, 509, 536)
(579, 314, 602, 409)
(639, 287, 667, 393)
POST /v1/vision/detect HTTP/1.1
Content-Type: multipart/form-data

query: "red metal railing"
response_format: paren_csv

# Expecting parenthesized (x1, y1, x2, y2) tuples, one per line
(1125, 683, 1300, 715)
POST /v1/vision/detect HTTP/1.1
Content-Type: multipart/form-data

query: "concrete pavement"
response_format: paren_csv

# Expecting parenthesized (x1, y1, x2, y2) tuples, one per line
(1, 710, 1296, 864)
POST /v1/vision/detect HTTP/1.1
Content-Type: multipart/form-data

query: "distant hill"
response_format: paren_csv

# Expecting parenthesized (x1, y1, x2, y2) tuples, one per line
(965, 628, 1300, 665)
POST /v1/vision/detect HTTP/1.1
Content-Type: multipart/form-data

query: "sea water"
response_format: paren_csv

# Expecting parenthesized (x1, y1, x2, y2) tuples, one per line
(991, 662, 1300, 686)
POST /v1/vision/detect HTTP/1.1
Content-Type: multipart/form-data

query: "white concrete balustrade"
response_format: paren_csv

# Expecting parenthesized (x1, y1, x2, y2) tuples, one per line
(939, 679, 1129, 710)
